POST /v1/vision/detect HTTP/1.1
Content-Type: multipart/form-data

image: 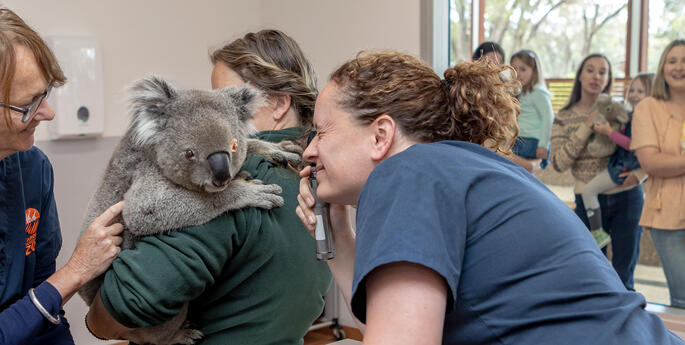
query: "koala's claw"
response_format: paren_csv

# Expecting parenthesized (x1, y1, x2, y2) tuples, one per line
(249, 183, 284, 209)
(279, 140, 304, 155)
(171, 326, 203, 345)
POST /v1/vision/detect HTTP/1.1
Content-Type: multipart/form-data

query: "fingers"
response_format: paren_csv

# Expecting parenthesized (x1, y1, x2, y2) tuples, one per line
(299, 165, 312, 178)
(296, 194, 316, 232)
(108, 222, 124, 236)
(618, 172, 629, 178)
(93, 201, 124, 226)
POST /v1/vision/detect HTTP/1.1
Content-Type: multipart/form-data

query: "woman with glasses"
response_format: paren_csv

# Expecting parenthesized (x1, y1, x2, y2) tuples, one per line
(0, 7, 124, 344)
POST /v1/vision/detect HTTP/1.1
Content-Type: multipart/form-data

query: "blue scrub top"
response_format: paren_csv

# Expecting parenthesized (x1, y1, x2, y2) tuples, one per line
(0, 147, 73, 344)
(352, 141, 682, 345)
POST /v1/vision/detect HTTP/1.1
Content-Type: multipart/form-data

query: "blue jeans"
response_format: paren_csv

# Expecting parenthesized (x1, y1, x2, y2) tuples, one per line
(574, 186, 644, 291)
(650, 228, 685, 308)
(512, 136, 549, 169)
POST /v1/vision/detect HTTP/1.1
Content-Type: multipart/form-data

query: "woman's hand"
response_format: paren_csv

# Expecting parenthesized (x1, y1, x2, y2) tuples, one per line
(295, 165, 350, 236)
(65, 202, 125, 284)
(619, 171, 639, 188)
(592, 121, 614, 136)
(584, 109, 601, 127)
(46, 202, 124, 305)
(535, 148, 548, 159)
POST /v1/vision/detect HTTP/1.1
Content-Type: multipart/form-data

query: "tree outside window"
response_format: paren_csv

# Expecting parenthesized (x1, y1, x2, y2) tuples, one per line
(648, 0, 685, 73)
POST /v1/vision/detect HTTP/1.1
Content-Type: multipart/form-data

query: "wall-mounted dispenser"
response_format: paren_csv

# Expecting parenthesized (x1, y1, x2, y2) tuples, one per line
(45, 36, 104, 140)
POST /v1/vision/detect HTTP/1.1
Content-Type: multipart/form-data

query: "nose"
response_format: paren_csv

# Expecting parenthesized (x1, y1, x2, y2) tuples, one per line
(303, 136, 318, 164)
(207, 151, 231, 187)
(34, 100, 55, 122)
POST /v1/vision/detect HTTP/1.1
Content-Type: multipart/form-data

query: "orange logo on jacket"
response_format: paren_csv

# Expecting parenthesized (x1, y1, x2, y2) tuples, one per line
(25, 208, 40, 256)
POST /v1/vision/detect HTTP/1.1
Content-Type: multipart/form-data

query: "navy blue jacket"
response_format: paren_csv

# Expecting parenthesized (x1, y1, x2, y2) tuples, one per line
(0, 147, 73, 344)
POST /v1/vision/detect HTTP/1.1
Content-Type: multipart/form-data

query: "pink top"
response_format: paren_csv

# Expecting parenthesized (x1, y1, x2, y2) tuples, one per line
(609, 130, 631, 151)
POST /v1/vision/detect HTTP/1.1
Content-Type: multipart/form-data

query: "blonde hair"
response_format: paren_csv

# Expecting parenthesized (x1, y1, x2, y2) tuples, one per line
(330, 51, 520, 154)
(627, 72, 655, 103)
(210, 29, 317, 126)
(652, 39, 685, 101)
(0, 7, 66, 128)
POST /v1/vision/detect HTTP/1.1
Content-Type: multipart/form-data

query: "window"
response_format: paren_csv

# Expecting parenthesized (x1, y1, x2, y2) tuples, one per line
(647, 0, 685, 73)
(449, 0, 473, 65)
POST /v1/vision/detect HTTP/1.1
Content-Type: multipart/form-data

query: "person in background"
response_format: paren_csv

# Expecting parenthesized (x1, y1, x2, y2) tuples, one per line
(509, 49, 554, 172)
(295, 50, 683, 345)
(472, 41, 505, 64)
(0, 7, 124, 345)
(550, 53, 646, 291)
(579, 73, 653, 253)
(632, 39, 685, 308)
(86, 29, 331, 345)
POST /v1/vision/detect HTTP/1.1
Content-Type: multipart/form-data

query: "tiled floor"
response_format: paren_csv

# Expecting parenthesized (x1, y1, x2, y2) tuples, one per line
(635, 264, 670, 305)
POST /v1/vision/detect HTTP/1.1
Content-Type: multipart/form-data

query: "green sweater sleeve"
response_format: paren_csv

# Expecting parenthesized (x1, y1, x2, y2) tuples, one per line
(530, 87, 555, 149)
(100, 211, 254, 328)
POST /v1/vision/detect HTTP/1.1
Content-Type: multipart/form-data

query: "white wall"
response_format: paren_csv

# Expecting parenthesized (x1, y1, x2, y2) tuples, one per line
(259, 0, 422, 89)
(6, 0, 263, 140)
(6, 0, 424, 341)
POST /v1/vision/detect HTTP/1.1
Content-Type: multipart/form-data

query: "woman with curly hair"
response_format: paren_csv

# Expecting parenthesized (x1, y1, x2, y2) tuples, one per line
(295, 51, 682, 344)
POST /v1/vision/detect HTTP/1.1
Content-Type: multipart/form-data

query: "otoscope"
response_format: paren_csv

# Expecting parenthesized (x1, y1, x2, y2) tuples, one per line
(307, 131, 335, 260)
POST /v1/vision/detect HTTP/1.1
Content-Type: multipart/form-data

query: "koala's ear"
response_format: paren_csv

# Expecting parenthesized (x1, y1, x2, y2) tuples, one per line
(218, 85, 265, 123)
(127, 76, 177, 147)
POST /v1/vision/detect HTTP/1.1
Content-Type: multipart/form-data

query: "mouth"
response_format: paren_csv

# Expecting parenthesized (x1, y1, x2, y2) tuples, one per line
(671, 74, 685, 80)
(203, 182, 228, 193)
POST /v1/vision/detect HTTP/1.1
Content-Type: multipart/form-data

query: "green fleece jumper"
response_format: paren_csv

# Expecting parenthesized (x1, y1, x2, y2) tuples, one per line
(100, 127, 332, 345)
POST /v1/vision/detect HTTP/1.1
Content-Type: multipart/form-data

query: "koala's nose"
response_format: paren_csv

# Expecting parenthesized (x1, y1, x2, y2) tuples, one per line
(207, 151, 231, 187)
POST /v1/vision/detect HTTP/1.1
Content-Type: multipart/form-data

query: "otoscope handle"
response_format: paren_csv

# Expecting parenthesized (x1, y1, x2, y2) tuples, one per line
(309, 167, 335, 260)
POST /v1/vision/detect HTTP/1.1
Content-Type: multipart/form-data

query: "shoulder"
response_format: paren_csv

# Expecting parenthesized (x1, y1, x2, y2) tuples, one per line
(17, 146, 52, 166)
(635, 97, 661, 112)
(530, 84, 551, 98)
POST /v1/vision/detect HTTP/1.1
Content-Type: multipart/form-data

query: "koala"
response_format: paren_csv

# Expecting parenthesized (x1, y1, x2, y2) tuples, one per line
(586, 93, 629, 158)
(78, 76, 302, 345)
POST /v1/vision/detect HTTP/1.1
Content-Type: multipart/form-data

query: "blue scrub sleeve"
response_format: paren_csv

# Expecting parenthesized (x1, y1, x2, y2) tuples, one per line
(350, 157, 465, 323)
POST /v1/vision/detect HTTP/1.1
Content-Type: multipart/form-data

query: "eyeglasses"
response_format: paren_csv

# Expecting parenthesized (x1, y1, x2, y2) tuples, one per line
(307, 129, 317, 145)
(0, 84, 53, 123)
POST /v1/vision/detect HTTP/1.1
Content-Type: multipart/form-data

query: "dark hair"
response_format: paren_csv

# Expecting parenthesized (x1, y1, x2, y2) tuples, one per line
(0, 7, 66, 128)
(210, 29, 317, 125)
(652, 39, 685, 101)
(472, 41, 505, 63)
(510, 49, 544, 93)
(329, 51, 520, 154)
(561, 53, 613, 111)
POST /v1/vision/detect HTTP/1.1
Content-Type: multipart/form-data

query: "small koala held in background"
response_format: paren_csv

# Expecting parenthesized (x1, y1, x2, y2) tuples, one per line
(587, 93, 630, 158)
(79, 76, 302, 345)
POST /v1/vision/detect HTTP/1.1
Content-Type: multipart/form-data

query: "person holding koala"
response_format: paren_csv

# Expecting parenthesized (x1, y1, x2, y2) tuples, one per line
(550, 53, 646, 291)
(631, 39, 685, 308)
(86, 29, 331, 344)
(0, 7, 124, 345)
(579, 74, 653, 250)
(295, 51, 683, 344)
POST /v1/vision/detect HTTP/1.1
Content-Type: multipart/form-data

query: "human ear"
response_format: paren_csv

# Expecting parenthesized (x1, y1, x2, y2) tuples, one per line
(271, 94, 292, 121)
(370, 114, 396, 161)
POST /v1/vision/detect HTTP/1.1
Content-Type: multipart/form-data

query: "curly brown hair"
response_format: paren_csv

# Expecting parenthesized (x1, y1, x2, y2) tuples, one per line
(329, 51, 520, 154)
(210, 29, 317, 126)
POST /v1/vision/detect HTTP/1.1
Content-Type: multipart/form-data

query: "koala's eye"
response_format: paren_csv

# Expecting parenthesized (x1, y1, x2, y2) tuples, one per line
(185, 149, 195, 160)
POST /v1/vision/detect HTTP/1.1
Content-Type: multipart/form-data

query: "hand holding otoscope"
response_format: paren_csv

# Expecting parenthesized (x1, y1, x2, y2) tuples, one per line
(308, 165, 335, 260)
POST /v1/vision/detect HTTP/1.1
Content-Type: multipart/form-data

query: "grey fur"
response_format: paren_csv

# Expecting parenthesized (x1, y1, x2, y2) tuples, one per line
(587, 94, 629, 158)
(78, 76, 302, 345)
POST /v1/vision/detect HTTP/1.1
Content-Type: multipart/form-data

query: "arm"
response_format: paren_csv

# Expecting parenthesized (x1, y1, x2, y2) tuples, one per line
(504, 153, 541, 172)
(608, 129, 631, 151)
(363, 262, 447, 345)
(635, 147, 685, 178)
(296, 167, 365, 332)
(549, 109, 596, 172)
(532, 89, 555, 151)
(87, 214, 239, 336)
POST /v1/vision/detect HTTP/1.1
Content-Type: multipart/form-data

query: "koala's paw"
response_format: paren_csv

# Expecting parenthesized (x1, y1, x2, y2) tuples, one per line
(262, 140, 302, 167)
(170, 323, 203, 345)
(279, 140, 304, 155)
(247, 180, 285, 209)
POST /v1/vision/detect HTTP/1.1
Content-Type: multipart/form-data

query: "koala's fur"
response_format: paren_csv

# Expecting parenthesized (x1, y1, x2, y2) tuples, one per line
(79, 76, 301, 345)
(586, 94, 629, 158)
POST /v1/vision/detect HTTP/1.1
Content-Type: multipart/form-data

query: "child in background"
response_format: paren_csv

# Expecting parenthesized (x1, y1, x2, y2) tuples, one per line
(509, 50, 554, 171)
(580, 73, 654, 248)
